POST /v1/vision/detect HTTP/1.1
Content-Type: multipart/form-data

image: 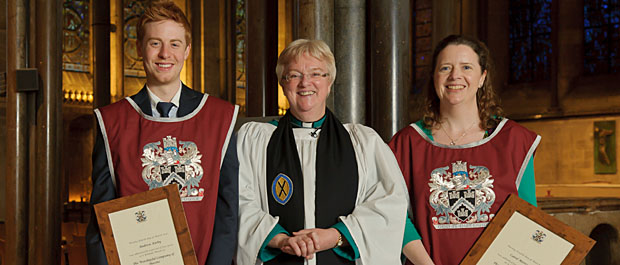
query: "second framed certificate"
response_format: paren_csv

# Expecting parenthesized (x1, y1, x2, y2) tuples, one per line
(94, 184, 198, 265)
(461, 194, 595, 265)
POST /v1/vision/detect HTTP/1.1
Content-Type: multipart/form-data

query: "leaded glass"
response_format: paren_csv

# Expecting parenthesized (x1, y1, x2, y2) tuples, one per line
(124, 0, 146, 77)
(509, 0, 552, 83)
(236, 0, 246, 111)
(584, 0, 620, 74)
(62, 0, 90, 72)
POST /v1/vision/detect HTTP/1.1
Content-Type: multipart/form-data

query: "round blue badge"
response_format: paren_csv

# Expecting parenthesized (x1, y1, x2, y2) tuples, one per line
(272, 173, 293, 205)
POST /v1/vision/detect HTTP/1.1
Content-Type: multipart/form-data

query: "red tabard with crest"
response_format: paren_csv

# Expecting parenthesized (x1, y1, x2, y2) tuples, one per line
(95, 95, 236, 265)
(389, 119, 539, 265)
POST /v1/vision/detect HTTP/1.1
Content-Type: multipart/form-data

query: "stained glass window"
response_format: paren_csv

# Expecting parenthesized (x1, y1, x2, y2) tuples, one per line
(584, 0, 620, 74)
(414, 0, 432, 94)
(509, 0, 552, 83)
(236, 0, 246, 113)
(62, 0, 90, 72)
(124, 0, 146, 77)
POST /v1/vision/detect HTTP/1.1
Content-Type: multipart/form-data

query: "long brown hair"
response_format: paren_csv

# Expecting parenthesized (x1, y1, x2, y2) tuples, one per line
(422, 35, 503, 131)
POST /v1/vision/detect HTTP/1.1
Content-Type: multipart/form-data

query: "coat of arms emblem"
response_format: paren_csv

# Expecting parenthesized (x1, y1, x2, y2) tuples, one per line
(429, 161, 496, 229)
(141, 136, 205, 202)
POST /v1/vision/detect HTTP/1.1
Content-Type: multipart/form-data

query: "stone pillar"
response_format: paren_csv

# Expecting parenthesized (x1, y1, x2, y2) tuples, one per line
(296, 0, 335, 110)
(246, 0, 279, 117)
(297, 0, 334, 47)
(203, 0, 232, 100)
(369, 0, 411, 141)
(111, 0, 123, 103)
(191, 0, 202, 93)
(432, 0, 460, 47)
(93, 0, 111, 108)
(32, 0, 63, 264)
(461, 0, 479, 37)
(5, 0, 30, 264)
(485, 0, 509, 95)
(333, 0, 366, 124)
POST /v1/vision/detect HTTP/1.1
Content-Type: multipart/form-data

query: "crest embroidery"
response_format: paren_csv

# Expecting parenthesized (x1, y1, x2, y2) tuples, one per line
(141, 136, 205, 202)
(429, 161, 496, 229)
(272, 173, 293, 205)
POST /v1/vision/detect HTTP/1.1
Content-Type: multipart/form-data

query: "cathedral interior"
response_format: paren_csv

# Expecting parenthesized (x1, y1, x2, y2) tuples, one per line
(1, 0, 620, 264)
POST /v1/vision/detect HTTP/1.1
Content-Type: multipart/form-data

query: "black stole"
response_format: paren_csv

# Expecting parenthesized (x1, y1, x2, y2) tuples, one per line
(266, 109, 358, 265)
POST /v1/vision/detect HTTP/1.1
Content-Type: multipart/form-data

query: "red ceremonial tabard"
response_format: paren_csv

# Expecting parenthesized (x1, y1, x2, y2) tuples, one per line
(95, 95, 237, 265)
(389, 119, 539, 265)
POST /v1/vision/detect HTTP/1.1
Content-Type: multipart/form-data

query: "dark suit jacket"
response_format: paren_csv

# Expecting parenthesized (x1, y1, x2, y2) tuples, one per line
(86, 84, 238, 265)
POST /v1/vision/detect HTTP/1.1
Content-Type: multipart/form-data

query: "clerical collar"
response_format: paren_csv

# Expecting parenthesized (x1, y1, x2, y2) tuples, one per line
(290, 115, 326, 128)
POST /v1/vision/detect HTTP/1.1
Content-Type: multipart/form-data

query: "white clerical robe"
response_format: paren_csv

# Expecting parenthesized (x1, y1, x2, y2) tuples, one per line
(236, 122, 407, 265)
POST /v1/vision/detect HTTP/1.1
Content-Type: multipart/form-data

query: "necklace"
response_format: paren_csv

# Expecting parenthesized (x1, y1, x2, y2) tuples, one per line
(440, 121, 477, 145)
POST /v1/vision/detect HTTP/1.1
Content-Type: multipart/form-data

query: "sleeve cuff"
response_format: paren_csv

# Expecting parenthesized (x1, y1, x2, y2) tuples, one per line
(331, 222, 360, 261)
(259, 223, 289, 262)
(518, 156, 538, 207)
(403, 215, 421, 248)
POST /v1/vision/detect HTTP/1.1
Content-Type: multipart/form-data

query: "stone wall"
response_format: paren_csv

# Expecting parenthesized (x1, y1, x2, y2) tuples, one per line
(540, 198, 620, 265)
(521, 115, 620, 199)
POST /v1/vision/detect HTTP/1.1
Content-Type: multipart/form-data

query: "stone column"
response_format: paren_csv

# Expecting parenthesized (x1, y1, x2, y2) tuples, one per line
(432, 0, 460, 47)
(333, 0, 365, 124)
(32, 0, 63, 264)
(93, 0, 111, 108)
(203, 0, 231, 99)
(5, 0, 30, 264)
(296, 0, 335, 110)
(369, 0, 411, 141)
(246, 0, 279, 117)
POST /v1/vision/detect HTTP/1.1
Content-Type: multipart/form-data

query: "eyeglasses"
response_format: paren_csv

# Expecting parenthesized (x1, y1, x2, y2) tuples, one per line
(282, 71, 330, 82)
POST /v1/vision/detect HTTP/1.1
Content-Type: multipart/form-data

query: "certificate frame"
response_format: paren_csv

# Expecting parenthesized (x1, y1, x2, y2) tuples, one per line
(94, 185, 198, 265)
(461, 194, 595, 265)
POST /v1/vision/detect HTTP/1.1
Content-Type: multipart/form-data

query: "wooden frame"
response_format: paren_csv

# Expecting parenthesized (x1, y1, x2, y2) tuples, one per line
(461, 194, 596, 265)
(94, 185, 197, 265)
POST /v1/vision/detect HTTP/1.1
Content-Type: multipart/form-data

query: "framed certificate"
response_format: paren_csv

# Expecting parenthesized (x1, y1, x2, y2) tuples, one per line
(94, 185, 198, 265)
(461, 194, 595, 265)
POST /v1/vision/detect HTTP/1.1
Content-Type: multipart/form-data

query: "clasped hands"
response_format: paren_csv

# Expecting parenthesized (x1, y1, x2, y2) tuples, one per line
(268, 227, 342, 260)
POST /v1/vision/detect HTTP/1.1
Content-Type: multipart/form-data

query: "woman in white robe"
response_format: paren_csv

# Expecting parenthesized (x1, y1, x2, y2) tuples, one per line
(236, 39, 408, 265)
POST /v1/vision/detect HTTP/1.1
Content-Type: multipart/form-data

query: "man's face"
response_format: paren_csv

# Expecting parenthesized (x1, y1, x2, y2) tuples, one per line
(138, 20, 190, 89)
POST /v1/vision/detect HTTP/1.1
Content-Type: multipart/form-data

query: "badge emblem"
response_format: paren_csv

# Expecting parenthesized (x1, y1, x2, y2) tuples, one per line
(135, 210, 147, 223)
(429, 161, 496, 229)
(141, 136, 205, 202)
(532, 230, 546, 243)
(272, 173, 293, 205)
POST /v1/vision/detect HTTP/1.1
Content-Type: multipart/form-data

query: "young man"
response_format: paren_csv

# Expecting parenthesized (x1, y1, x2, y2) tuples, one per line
(85, 2, 239, 265)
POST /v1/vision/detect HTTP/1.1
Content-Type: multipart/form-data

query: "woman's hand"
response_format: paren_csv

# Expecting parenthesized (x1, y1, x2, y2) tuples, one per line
(291, 228, 342, 252)
(268, 233, 319, 259)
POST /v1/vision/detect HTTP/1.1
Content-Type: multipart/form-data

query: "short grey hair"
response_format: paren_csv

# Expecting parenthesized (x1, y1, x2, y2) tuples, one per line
(275, 39, 336, 85)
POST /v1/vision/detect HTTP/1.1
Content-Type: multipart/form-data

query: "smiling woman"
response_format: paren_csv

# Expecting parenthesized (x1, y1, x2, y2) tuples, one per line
(389, 35, 542, 265)
(236, 39, 409, 265)
(275, 39, 336, 123)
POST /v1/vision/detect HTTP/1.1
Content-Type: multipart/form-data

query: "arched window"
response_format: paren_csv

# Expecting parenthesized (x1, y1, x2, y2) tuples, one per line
(508, 0, 552, 83)
(584, 1, 620, 74)
(63, 0, 90, 73)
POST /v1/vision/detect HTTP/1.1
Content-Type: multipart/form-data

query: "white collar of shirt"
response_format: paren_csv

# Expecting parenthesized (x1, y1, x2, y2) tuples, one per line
(146, 82, 182, 118)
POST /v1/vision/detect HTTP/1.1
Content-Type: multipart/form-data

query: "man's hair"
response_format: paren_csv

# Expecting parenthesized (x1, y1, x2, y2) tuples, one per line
(137, 0, 191, 46)
(275, 39, 336, 86)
